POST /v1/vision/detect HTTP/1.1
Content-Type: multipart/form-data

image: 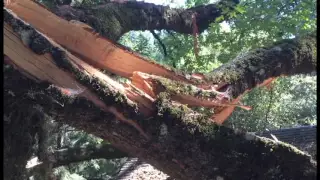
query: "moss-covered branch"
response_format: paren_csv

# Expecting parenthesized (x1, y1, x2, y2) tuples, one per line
(205, 32, 317, 98)
(27, 143, 127, 174)
(52, 0, 240, 41)
(53, 143, 127, 166)
(4, 61, 317, 179)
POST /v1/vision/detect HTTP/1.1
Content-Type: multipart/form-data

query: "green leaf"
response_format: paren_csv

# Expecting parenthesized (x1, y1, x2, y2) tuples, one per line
(215, 15, 225, 22)
(235, 5, 246, 14)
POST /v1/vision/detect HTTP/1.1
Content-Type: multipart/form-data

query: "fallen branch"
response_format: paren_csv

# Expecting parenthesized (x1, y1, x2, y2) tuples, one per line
(5, 0, 200, 84)
(3, 1, 317, 179)
(4, 5, 252, 126)
(4, 19, 151, 139)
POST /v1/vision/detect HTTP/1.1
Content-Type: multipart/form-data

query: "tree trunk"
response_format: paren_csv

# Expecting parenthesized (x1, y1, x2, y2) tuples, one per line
(4, 0, 317, 179)
(4, 65, 45, 180)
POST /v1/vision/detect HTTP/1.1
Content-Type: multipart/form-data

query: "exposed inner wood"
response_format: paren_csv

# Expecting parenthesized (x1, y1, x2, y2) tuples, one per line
(4, 1, 260, 126)
(211, 77, 279, 124)
(5, 0, 195, 83)
(211, 94, 244, 124)
(4, 24, 80, 89)
(4, 23, 150, 139)
(130, 72, 251, 124)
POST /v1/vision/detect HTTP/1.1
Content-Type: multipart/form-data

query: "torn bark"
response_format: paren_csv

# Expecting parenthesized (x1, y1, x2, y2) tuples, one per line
(4, 2, 246, 125)
(4, 2, 317, 180)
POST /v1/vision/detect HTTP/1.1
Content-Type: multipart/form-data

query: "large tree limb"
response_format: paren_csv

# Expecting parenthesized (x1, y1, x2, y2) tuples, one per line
(52, 0, 240, 41)
(3, 1, 242, 125)
(6, 1, 316, 125)
(52, 143, 127, 167)
(27, 143, 127, 175)
(4, 64, 317, 179)
(4, 4, 317, 180)
(204, 34, 317, 98)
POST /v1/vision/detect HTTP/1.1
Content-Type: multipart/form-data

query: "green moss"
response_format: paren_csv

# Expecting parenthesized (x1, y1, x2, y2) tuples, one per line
(152, 75, 220, 99)
(258, 137, 307, 157)
(4, 10, 52, 55)
(84, 6, 125, 41)
(191, 106, 215, 118)
(205, 66, 242, 84)
(155, 92, 218, 138)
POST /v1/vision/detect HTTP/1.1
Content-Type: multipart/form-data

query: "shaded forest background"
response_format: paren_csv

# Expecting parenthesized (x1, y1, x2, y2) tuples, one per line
(25, 0, 316, 179)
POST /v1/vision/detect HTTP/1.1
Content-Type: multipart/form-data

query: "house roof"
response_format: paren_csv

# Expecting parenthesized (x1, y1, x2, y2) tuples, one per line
(255, 125, 317, 146)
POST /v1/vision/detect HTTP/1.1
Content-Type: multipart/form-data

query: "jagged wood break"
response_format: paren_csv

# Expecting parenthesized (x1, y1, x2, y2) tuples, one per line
(4, 0, 255, 125)
(4, 0, 317, 180)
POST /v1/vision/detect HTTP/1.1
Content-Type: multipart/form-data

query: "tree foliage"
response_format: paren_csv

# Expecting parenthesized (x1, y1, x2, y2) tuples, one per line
(225, 75, 317, 132)
(120, 0, 317, 131)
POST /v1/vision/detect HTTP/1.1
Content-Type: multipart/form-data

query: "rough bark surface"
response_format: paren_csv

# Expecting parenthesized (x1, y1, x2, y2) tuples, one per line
(4, 65, 48, 180)
(49, 143, 127, 168)
(53, 0, 240, 41)
(4, 38, 317, 180)
(205, 34, 317, 98)
(3, 1, 317, 180)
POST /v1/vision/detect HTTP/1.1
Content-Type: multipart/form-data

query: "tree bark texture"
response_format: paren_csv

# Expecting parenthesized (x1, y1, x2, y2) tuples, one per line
(53, 0, 240, 41)
(27, 143, 127, 175)
(4, 66, 317, 179)
(3, 1, 317, 180)
(4, 67, 49, 180)
(205, 35, 317, 98)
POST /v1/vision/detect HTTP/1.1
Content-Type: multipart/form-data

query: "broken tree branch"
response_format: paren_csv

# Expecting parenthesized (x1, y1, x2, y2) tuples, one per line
(5, 0, 200, 84)
(4, 2, 317, 179)
(5, 64, 317, 179)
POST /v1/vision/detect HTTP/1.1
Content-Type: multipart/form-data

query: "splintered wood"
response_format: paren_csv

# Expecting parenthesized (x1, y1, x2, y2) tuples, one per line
(4, 22, 151, 140)
(4, 0, 193, 82)
(4, 0, 255, 128)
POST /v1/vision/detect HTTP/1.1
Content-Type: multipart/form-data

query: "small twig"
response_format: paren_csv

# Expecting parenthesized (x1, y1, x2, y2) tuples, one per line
(192, 12, 200, 59)
(265, 84, 274, 124)
(150, 30, 168, 57)
(166, 30, 176, 38)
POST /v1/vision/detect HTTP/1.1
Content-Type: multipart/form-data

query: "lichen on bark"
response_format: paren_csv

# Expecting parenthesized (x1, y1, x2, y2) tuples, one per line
(205, 32, 317, 98)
